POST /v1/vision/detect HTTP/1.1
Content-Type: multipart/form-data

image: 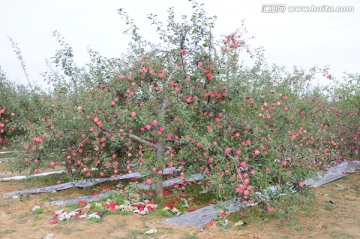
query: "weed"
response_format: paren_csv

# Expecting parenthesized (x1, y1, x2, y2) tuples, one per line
(31, 206, 44, 219)
(103, 191, 128, 204)
(89, 218, 102, 224)
(181, 233, 199, 239)
(32, 207, 44, 215)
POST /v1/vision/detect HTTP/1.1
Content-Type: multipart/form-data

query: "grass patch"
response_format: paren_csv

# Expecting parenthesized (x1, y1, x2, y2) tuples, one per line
(0, 230, 17, 236)
(351, 185, 360, 197)
(326, 231, 352, 239)
(88, 218, 103, 224)
(51, 224, 74, 235)
(0, 199, 11, 208)
(228, 186, 316, 227)
(181, 233, 199, 239)
(65, 203, 81, 210)
(0, 149, 18, 159)
(14, 211, 32, 224)
(124, 229, 158, 239)
(20, 172, 83, 187)
(324, 204, 333, 211)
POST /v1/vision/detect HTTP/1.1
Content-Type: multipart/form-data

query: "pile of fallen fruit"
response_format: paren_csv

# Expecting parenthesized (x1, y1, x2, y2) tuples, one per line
(44, 192, 187, 225)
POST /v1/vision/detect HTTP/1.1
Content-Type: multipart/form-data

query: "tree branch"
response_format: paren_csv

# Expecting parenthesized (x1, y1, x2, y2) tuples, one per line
(92, 120, 158, 149)
(128, 133, 158, 149)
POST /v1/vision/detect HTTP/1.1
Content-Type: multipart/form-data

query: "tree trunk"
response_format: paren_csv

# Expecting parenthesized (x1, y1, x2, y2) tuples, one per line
(154, 176, 164, 199)
(154, 142, 166, 198)
(153, 69, 175, 198)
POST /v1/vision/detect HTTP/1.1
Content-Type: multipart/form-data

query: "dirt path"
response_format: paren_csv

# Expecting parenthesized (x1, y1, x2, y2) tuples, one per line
(1, 170, 359, 239)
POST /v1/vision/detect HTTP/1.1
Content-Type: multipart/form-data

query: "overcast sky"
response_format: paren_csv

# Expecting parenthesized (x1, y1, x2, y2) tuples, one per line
(1, 0, 359, 89)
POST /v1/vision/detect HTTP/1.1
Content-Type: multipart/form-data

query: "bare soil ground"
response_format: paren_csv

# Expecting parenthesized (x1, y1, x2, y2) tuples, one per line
(0, 160, 359, 239)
